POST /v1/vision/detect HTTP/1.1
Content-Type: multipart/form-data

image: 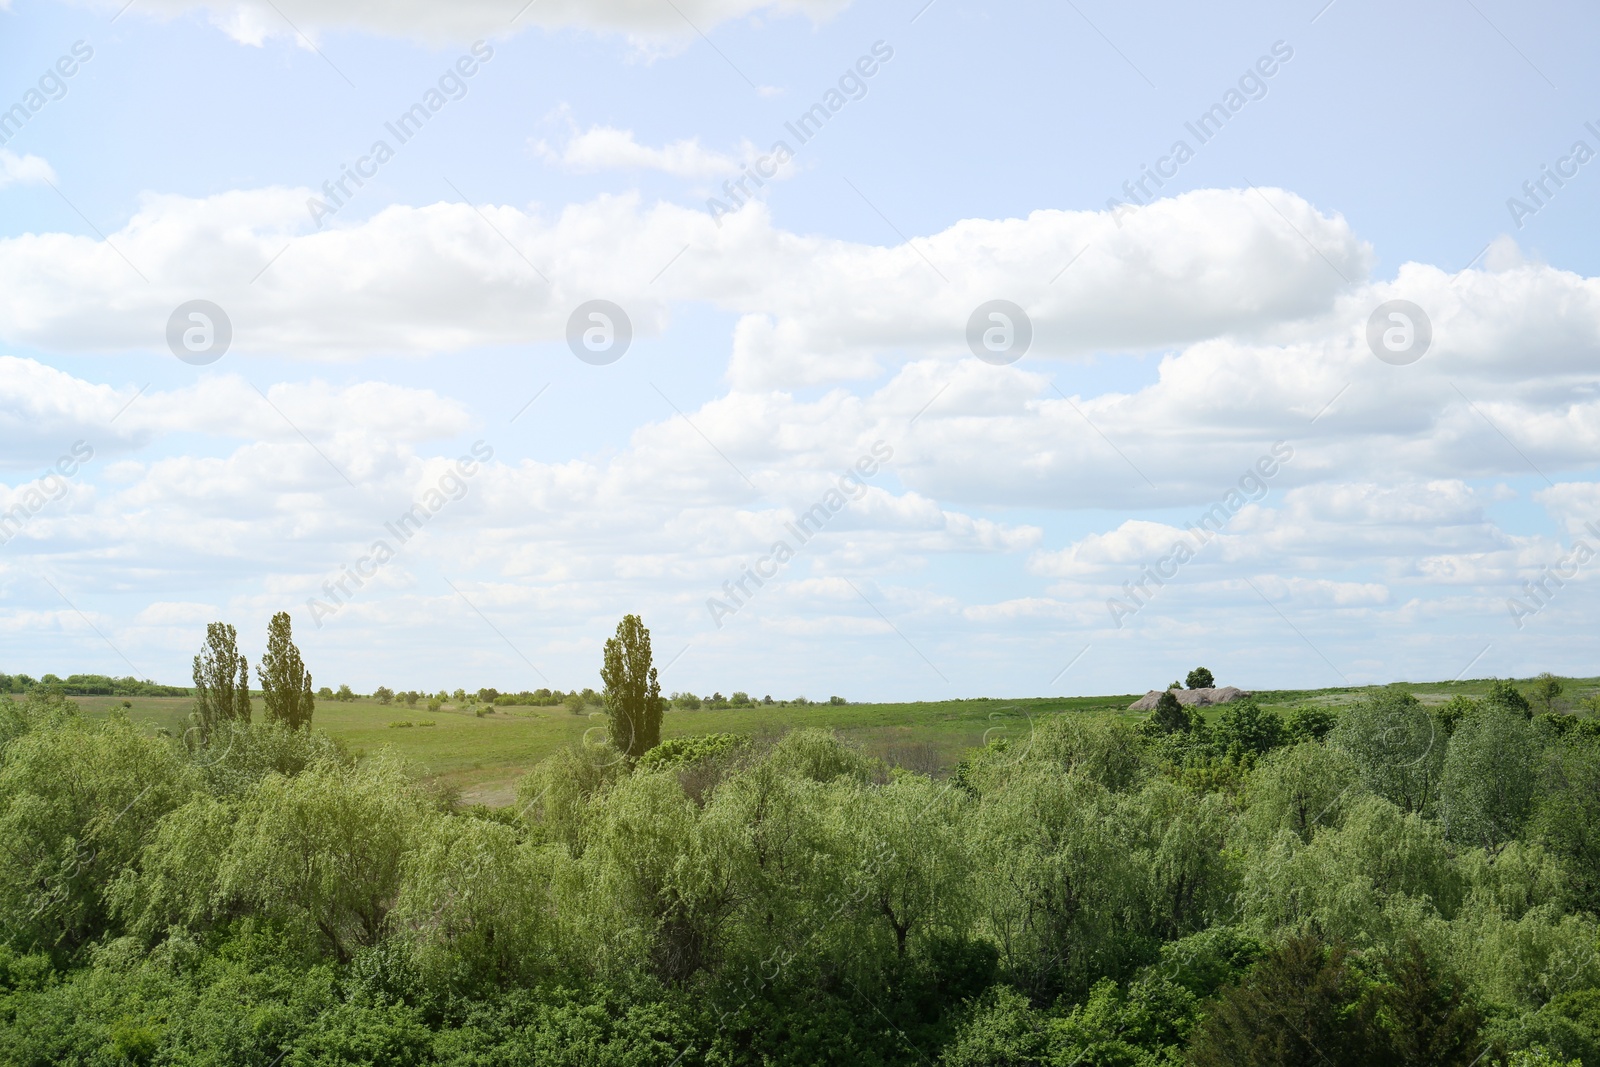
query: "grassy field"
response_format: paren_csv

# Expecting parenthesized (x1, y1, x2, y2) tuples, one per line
(37, 674, 1600, 806)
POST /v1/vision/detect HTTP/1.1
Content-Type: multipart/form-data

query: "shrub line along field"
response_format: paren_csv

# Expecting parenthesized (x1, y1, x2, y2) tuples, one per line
(38, 675, 1600, 807)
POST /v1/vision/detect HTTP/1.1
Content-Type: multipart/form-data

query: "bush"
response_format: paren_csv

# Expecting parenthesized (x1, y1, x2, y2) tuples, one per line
(1212, 699, 1285, 757)
(1143, 689, 1194, 736)
(635, 733, 747, 771)
(1285, 704, 1338, 741)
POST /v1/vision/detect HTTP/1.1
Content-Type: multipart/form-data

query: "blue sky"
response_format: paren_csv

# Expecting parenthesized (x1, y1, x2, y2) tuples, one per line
(1, 0, 1598, 700)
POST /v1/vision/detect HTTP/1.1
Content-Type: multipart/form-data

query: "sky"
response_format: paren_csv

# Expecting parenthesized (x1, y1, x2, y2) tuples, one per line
(1, 0, 1598, 701)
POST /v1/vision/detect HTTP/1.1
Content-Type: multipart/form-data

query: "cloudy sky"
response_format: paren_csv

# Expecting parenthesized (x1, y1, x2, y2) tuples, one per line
(1, 0, 1597, 700)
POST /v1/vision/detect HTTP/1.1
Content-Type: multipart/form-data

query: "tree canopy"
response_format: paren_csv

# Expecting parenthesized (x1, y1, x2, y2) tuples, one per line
(0, 670, 1595, 1065)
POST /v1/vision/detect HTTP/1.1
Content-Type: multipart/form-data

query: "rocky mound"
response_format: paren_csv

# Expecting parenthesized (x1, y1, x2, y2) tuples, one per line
(1128, 686, 1251, 711)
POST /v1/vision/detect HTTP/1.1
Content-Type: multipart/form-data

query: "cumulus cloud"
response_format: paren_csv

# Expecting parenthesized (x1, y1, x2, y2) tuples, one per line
(0, 358, 1037, 624)
(0, 187, 1367, 373)
(843, 253, 1600, 509)
(6, 177, 1600, 692)
(0, 357, 472, 468)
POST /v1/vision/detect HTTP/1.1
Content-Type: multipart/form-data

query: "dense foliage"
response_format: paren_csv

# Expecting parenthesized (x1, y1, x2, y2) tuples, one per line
(1, 683, 1598, 1065)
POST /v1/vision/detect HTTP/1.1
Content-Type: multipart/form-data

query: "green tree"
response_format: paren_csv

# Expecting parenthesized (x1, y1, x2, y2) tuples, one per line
(1441, 702, 1538, 854)
(970, 764, 1133, 1000)
(191, 622, 251, 743)
(1434, 694, 1479, 736)
(840, 772, 971, 962)
(1537, 741, 1600, 912)
(257, 612, 314, 731)
(1285, 704, 1338, 742)
(1148, 689, 1193, 735)
(1186, 666, 1215, 690)
(1331, 689, 1443, 816)
(374, 687, 394, 706)
(1213, 699, 1286, 756)
(1376, 938, 1483, 1067)
(1486, 677, 1533, 719)
(0, 706, 195, 954)
(1241, 740, 1362, 845)
(392, 812, 557, 986)
(940, 985, 1050, 1066)
(1510, 1050, 1583, 1067)
(1186, 933, 1382, 1067)
(1532, 673, 1565, 715)
(217, 755, 427, 960)
(600, 614, 662, 762)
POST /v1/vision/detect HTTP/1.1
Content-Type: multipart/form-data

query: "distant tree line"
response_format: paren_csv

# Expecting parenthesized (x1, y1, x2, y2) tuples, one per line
(0, 673, 187, 696)
(338, 687, 849, 713)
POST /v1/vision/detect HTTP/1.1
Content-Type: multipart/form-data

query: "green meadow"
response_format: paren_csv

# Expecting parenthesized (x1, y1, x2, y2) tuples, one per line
(60, 674, 1600, 805)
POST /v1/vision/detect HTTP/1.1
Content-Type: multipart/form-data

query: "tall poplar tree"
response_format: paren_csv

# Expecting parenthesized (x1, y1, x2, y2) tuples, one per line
(258, 611, 315, 731)
(600, 614, 662, 762)
(191, 621, 250, 743)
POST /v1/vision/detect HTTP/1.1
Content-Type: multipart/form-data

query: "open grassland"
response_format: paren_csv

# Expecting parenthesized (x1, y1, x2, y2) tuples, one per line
(46, 673, 1600, 805)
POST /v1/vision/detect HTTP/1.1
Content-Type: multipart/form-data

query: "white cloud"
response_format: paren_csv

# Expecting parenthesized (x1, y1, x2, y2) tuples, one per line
(1535, 482, 1600, 534)
(538, 126, 745, 179)
(7, 179, 1600, 693)
(0, 358, 1038, 625)
(132, 601, 218, 625)
(89, 0, 854, 45)
(0, 186, 1367, 373)
(0, 151, 54, 190)
(0, 357, 472, 469)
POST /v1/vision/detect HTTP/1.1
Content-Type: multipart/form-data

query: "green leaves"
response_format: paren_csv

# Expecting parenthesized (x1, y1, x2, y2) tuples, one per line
(258, 611, 315, 732)
(1441, 703, 1538, 855)
(0, 709, 196, 956)
(1332, 689, 1445, 817)
(7, 682, 1600, 1063)
(191, 620, 250, 742)
(600, 614, 663, 763)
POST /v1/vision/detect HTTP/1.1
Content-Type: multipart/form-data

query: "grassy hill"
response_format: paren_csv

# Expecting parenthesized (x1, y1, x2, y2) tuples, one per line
(44, 673, 1600, 806)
